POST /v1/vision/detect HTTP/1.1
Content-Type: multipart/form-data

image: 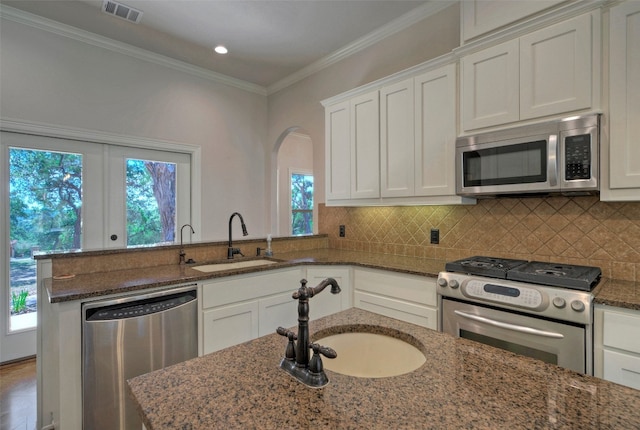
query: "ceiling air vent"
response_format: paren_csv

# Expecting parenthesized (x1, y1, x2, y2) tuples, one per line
(101, 0, 143, 24)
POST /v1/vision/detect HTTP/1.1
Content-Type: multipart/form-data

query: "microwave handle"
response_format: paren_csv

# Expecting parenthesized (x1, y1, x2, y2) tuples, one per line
(548, 134, 558, 187)
(454, 310, 564, 339)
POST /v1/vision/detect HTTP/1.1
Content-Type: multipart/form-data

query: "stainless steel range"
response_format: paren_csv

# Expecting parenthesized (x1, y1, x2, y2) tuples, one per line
(438, 256, 601, 375)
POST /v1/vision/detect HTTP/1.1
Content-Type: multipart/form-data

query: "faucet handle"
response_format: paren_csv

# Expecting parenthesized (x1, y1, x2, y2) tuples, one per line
(309, 343, 337, 359)
(308, 343, 337, 374)
(277, 327, 297, 361)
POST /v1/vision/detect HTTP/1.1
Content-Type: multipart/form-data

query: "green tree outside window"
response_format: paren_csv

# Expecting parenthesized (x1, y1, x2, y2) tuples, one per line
(291, 173, 313, 235)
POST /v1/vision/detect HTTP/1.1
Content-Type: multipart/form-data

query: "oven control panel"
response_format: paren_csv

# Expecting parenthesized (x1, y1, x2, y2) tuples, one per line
(437, 272, 592, 325)
(464, 280, 544, 309)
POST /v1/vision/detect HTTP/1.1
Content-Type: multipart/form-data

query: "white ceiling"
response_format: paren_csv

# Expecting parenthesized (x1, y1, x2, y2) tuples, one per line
(1, 0, 453, 90)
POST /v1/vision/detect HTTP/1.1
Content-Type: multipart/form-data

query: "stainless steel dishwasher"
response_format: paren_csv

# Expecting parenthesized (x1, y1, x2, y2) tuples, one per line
(82, 284, 198, 430)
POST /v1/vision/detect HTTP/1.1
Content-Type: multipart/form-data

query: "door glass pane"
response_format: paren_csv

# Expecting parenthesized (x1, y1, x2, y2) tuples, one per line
(126, 159, 176, 246)
(291, 173, 313, 236)
(9, 148, 82, 331)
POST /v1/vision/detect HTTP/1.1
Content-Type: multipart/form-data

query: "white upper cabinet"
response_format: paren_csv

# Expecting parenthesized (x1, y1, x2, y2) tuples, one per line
(325, 100, 350, 200)
(350, 91, 380, 199)
(461, 12, 599, 131)
(414, 63, 458, 197)
(603, 1, 640, 200)
(462, 0, 566, 42)
(519, 13, 593, 119)
(380, 78, 415, 198)
(323, 61, 469, 206)
(461, 39, 520, 130)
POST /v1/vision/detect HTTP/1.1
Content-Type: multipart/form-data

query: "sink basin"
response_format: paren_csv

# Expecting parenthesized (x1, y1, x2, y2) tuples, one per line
(313, 331, 426, 378)
(192, 259, 278, 272)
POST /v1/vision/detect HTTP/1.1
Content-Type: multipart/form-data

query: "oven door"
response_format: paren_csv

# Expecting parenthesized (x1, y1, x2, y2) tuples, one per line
(456, 132, 560, 196)
(442, 298, 587, 374)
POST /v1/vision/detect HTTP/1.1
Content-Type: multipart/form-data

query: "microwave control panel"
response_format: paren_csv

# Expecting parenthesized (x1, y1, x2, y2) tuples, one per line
(565, 134, 591, 180)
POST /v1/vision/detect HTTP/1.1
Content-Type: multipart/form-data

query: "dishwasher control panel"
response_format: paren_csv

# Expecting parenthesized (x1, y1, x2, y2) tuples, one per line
(85, 288, 197, 321)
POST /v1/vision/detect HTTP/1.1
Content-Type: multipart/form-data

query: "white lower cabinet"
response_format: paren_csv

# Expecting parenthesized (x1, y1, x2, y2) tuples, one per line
(200, 268, 302, 354)
(594, 305, 640, 390)
(203, 301, 260, 353)
(305, 266, 352, 319)
(353, 267, 438, 330)
(200, 266, 352, 354)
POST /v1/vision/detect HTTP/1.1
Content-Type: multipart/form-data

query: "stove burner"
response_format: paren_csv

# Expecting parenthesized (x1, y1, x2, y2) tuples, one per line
(445, 256, 528, 279)
(445, 256, 601, 291)
(508, 261, 601, 291)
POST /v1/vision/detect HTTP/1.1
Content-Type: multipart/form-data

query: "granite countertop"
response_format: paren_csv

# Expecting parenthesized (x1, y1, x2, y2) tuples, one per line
(43, 248, 640, 310)
(127, 308, 640, 430)
(42, 249, 447, 303)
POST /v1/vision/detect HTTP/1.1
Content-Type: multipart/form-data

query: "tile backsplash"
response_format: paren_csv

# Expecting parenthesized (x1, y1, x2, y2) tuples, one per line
(318, 197, 640, 281)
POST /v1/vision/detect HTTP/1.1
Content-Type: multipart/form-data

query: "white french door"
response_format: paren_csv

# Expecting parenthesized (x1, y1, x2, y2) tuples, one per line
(106, 145, 191, 248)
(1, 132, 192, 362)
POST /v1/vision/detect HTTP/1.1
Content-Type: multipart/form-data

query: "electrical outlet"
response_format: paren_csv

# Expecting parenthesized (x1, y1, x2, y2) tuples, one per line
(430, 229, 439, 244)
(339, 225, 345, 237)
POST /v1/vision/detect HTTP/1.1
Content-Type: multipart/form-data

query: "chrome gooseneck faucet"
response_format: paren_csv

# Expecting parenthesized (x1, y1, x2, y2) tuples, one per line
(277, 278, 341, 387)
(179, 224, 195, 265)
(227, 212, 248, 259)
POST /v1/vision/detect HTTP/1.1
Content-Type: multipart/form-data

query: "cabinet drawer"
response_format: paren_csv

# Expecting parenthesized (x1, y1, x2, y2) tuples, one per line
(354, 291, 437, 330)
(354, 268, 436, 307)
(603, 310, 640, 354)
(603, 349, 640, 391)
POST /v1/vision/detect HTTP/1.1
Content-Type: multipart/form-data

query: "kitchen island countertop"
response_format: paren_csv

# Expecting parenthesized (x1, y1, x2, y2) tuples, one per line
(127, 308, 640, 429)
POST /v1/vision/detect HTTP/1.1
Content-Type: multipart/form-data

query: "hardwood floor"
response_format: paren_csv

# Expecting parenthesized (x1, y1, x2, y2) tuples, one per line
(0, 358, 37, 430)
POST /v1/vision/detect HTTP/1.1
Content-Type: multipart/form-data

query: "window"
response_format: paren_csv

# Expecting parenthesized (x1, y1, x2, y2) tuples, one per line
(290, 172, 313, 235)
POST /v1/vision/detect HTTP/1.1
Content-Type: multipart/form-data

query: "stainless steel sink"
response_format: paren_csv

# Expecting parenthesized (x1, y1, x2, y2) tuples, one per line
(313, 331, 426, 378)
(192, 259, 278, 272)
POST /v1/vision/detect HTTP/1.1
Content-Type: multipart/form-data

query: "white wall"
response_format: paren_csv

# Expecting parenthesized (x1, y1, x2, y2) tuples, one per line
(266, 3, 460, 214)
(0, 16, 268, 241)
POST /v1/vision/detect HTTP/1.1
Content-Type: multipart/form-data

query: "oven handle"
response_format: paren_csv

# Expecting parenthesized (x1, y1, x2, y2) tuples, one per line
(454, 310, 564, 339)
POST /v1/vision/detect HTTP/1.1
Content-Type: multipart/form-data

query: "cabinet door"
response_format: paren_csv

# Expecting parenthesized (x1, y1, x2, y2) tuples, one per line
(603, 350, 640, 391)
(305, 266, 352, 318)
(325, 100, 351, 200)
(461, 39, 520, 130)
(258, 292, 298, 337)
(609, 2, 640, 191)
(202, 301, 259, 354)
(520, 13, 593, 120)
(380, 79, 415, 197)
(414, 64, 457, 197)
(350, 91, 380, 199)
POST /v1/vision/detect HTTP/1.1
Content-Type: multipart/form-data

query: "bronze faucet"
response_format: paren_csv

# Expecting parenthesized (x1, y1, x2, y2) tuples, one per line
(277, 278, 341, 387)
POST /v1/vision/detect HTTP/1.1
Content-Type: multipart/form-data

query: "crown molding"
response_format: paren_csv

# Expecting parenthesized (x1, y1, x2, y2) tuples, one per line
(267, 1, 457, 95)
(0, 4, 268, 96)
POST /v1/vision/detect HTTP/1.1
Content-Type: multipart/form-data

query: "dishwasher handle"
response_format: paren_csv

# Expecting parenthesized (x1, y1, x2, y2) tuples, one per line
(85, 288, 197, 322)
(454, 310, 565, 339)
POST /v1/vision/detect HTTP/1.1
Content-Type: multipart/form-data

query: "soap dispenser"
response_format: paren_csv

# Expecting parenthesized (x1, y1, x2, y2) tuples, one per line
(265, 234, 273, 257)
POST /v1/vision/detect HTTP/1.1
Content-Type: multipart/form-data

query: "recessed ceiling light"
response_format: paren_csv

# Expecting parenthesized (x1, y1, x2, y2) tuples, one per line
(214, 45, 228, 55)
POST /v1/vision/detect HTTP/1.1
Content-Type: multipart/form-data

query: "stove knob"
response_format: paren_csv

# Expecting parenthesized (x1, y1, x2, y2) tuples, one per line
(437, 278, 448, 287)
(449, 279, 460, 289)
(552, 297, 566, 309)
(570, 300, 585, 312)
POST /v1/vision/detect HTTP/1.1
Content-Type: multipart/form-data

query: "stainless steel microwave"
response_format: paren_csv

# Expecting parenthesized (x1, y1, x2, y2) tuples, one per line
(456, 114, 600, 198)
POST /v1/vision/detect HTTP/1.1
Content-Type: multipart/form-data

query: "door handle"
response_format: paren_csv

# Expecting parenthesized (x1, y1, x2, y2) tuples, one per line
(454, 310, 564, 339)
